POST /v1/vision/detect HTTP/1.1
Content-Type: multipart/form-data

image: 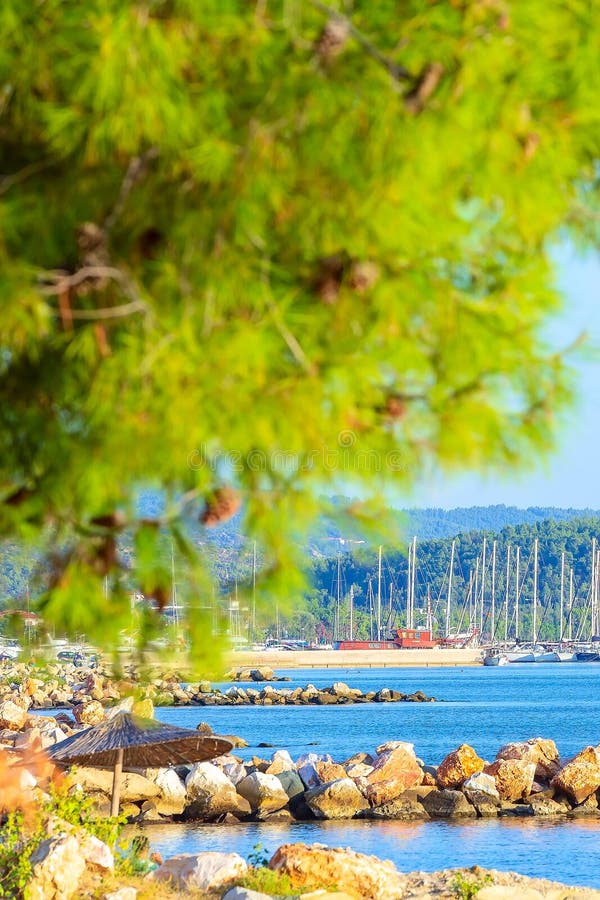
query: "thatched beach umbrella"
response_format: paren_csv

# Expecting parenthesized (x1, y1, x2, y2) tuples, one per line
(47, 712, 233, 815)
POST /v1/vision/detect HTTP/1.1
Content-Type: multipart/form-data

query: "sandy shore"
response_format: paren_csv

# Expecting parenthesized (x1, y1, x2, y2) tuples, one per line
(226, 647, 483, 669)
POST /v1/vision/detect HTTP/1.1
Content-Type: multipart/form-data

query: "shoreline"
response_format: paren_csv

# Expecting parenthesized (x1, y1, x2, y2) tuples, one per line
(226, 647, 484, 669)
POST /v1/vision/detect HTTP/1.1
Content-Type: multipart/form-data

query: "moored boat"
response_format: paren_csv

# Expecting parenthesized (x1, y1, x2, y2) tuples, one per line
(483, 648, 509, 666)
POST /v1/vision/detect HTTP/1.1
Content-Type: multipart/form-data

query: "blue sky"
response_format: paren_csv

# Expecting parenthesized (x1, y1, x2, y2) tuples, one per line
(417, 245, 600, 509)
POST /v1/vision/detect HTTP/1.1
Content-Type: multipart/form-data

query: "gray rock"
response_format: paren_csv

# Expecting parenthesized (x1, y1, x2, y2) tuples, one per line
(362, 792, 428, 820)
(236, 772, 289, 815)
(305, 778, 369, 820)
(222, 888, 273, 900)
(530, 796, 568, 817)
(419, 789, 476, 819)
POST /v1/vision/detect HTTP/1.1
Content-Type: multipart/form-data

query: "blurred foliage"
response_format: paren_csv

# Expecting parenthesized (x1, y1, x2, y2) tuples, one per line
(1, 1, 599, 660)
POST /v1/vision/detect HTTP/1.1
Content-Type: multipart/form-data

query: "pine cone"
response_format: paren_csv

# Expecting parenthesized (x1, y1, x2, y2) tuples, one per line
(312, 253, 349, 304)
(348, 261, 380, 294)
(315, 18, 350, 61)
(384, 395, 407, 420)
(200, 486, 241, 527)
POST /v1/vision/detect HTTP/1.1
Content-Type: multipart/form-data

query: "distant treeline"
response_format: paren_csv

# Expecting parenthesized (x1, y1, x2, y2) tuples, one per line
(3, 506, 600, 646)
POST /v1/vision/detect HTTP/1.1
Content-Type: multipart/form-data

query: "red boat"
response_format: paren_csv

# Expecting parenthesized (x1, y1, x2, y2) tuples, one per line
(334, 628, 438, 650)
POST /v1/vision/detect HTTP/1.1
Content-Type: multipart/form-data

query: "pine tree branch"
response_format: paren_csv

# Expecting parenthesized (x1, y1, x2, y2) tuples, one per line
(103, 147, 159, 233)
(41, 266, 148, 320)
(310, 0, 411, 84)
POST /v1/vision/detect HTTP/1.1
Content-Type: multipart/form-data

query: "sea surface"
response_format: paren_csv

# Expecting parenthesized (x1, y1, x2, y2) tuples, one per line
(141, 664, 600, 887)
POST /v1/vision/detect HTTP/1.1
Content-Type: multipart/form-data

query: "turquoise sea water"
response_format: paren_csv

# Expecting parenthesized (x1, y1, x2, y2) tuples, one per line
(146, 664, 600, 887)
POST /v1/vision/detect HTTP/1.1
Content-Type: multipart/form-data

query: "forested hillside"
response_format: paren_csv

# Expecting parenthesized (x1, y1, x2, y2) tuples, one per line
(303, 517, 600, 645)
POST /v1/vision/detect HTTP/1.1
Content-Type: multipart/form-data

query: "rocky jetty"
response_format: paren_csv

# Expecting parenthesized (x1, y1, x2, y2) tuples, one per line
(0, 661, 436, 708)
(5, 695, 600, 827)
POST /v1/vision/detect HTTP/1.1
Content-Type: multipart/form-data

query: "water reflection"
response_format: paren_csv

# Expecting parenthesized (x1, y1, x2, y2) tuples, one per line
(130, 816, 600, 889)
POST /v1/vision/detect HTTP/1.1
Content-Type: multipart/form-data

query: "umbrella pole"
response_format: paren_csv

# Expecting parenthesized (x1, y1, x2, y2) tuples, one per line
(111, 748, 124, 817)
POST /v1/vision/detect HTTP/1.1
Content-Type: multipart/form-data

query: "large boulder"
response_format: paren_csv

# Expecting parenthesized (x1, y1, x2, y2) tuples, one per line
(551, 747, 600, 804)
(72, 700, 105, 726)
(153, 768, 187, 815)
(28, 834, 87, 900)
(420, 788, 476, 818)
(362, 790, 428, 820)
(297, 753, 334, 789)
(462, 772, 501, 817)
(151, 851, 247, 891)
(305, 778, 369, 820)
(436, 744, 485, 789)
(485, 759, 536, 802)
(0, 699, 28, 731)
(276, 770, 305, 801)
(269, 843, 402, 899)
(496, 738, 561, 783)
(314, 761, 348, 784)
(265, 749, 295, 776)
(236, 772, 289, 815)
(331, 682, 360, 700)
(366, 745, 423, 799)
(184, 762, 250, 820)
(67, 768, 159, 802)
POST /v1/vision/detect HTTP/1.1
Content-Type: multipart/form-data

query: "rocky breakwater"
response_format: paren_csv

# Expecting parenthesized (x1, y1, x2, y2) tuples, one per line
(0, 662, 436, 708)
(49, 732, 600, 826)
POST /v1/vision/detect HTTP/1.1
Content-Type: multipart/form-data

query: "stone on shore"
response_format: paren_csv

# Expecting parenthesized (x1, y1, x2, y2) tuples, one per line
(236, 772, 289, 815)
(551, 747, 600, 804)
(0, 699, 28, 730)
(366, 744, 423, 794)
(436, 744, 485, 788)
(362, 790, 428, 820)
(420, 788, 476, 818)
(496, 738, 561, 783)
(484, 758, 537, 802)
(152, 767, 187, 815)
(184, 762, 251, 820)
(151, 851, 247, 891)
(73, 700, 105, 726)
(275, 770, 305, 800)
(265, 749, 295, 776)
(269, 843, 402, 899)
(222, 888, 274, 900)
(305, 778, 370, 819)
(67, 767, 159, 802)
(28, 834, 87, 900)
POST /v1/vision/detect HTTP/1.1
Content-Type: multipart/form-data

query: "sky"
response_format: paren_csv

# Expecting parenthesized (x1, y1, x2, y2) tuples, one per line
(417, 245, 600, 510)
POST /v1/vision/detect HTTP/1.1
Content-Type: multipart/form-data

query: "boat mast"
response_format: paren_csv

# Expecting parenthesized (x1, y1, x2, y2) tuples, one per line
(560, 550, 565, 644)
(446, 539, 455, 639)
(367, 577, 374, 640)
(568, 567, 574, 641)
(410, 537, 417, 628)
(170, 540, 179, 632)
(426, 585, 433, 633)
(491, 540, 497, 643)
(532, 538, 538, 645)
(474, 558, 480, 636)
(596, 547, 600, 637)
(592, 538, 597, 640)
(377, 544, 382, 641)
(515, 545, 520, 640)
(336, 549, 342, 639)
(504, 544, 511, 644)
(252, 540, 257, 643)
(349, 585, 354, 641)
(480, 538, 487, 635)
(406, 541, 411, 632)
